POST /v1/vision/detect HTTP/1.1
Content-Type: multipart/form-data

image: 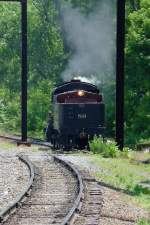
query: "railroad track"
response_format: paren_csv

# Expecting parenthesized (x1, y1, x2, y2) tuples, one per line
(0, 136, 84, 225)
(0, 135, 103, 225)
(0, 135, 52, 147)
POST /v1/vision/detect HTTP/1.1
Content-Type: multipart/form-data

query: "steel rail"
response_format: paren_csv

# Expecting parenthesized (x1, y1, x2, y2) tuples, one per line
(0, 135, 84, 224)
(0, 155, 35, 223)
(54, 156, 84, 225)
(0, 135, 52, 147)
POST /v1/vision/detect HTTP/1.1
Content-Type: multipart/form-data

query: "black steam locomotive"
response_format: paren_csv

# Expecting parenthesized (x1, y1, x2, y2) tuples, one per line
(46, 79, 105, 149)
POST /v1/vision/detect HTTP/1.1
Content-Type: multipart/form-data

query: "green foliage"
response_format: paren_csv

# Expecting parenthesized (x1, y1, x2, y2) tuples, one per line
(89, 136, 120, 158)
(0, 80, 54, 137)
(125, 0, 150, 145)
(89, 136, 107, 154)
(0, 88, 20, 132)
(89, 136, 134, 158)
(137, 219, 150, 225)
(28, 0, 67, 85)
(133, 184, 150, 196)
(120, 147, 133, 159)
(28, 80, 54, 137)
(139, 137, 150, 145)
(104, 140, 120, 158)
(0, 3, 21, 91)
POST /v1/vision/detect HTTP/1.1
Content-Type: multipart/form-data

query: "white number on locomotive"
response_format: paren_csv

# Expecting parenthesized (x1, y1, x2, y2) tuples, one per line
(78, 114, 87, 119)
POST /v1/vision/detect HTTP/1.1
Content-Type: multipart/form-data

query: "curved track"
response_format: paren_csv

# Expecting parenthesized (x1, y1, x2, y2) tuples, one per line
(0, 136, 84, 225)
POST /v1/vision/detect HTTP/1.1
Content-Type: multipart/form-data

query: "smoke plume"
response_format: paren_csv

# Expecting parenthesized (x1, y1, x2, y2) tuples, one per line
(60, 0, 116, 85)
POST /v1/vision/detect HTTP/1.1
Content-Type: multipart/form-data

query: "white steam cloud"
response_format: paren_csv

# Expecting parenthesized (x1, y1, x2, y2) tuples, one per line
(60, 0, 116, 85)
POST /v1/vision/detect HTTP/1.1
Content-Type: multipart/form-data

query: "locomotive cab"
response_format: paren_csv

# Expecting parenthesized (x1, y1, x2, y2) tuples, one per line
(46, 79, 105, 150)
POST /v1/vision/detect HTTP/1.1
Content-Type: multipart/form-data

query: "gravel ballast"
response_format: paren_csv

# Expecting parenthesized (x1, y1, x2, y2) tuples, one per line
(0, 151, 30, 213)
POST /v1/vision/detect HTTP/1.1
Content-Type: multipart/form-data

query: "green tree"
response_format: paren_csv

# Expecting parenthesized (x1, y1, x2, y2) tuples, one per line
(125, 0, 150, 145)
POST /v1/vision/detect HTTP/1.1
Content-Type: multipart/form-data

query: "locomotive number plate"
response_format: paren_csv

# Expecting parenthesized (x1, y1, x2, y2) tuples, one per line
(78, 114, 87, 119)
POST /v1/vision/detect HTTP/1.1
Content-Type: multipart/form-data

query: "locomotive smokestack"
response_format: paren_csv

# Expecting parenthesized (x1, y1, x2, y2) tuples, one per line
(71, 79, 81, 82)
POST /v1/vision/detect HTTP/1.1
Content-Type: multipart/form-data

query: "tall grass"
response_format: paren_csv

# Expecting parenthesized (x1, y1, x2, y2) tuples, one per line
(89, 136, 132, 158)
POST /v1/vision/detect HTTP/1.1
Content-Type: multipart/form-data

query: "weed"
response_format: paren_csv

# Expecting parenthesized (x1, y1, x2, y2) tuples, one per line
(120, 147, 133, 159)
(89, 136, 135, 159)
(133, 185, 150, 196)
(89, 136, 119, 158)
(104, 141, 120, 158)
(137, 218, 150, 225)
(89, 135, 106, 154)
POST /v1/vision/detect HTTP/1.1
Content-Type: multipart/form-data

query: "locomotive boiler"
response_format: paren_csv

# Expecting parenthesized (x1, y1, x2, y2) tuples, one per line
(46, 79, 105, 150)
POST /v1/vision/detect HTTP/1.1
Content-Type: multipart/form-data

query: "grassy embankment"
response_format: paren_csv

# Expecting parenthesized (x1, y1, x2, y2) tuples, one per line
(75, 151, 150, 225)
(89, 152, 150, 208)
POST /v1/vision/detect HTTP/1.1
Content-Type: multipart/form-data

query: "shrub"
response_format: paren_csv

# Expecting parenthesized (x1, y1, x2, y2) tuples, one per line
(89, 136, 119, 158)
(89, 135, 106, 154)
(133, 184, 150, 196)
(103, 141, 120, 158)
(89, 137, 134, 158)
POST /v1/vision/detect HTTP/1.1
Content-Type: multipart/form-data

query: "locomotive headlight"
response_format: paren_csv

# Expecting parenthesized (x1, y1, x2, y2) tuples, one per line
(78, 90, 85, 97)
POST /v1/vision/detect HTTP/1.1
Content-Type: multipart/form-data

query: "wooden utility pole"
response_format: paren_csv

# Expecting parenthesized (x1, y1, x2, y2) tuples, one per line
(21, 0, 28, 143)
(116, 0, 126, 150)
